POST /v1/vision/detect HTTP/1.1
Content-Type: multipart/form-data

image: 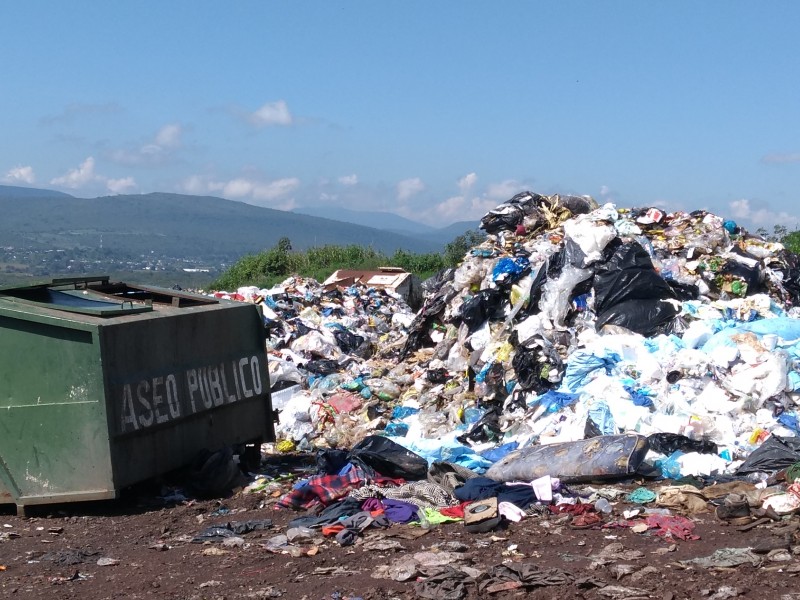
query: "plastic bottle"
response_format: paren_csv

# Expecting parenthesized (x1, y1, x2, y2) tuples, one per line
(416, 508, 431, 530)
(594, 498, 612, 514)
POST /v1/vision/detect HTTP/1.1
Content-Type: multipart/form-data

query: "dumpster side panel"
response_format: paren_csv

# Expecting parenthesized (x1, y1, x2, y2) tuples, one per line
(102, 302, 273, 488)
(0, 312, 113, 505)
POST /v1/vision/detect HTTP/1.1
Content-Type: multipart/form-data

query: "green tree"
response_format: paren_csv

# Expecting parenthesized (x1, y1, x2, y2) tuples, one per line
(445, 230, 486, 266)
(277, 237, 292, 253)
(783, 231, 800, 254)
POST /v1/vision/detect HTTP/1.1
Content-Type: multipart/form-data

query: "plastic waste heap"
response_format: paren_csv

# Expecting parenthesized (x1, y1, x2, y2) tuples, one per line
(217, 191, 800, 479)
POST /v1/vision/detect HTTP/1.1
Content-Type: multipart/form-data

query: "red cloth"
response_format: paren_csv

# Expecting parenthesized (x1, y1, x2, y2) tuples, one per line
(549, 503, 594, 515)
(276, 465, 370, 511)
(645, 514, 699, 541)
(439, 501, 472, 519)
(322, 524, 345, 537)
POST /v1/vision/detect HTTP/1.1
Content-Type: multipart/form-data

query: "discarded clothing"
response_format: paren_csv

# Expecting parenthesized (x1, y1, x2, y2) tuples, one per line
(682, 547, 761, 568)
(645, 514, 699, 541)
(413, 565, 472, 600)
(276, 465, 370, 510)
(428, 461, 480, 494)
(453, 477, 537, 509)
(286, 497, 364, 529)
(193, 519, 273, 542)
(349, 481, 457, 508)
(476, 562, 573, 593)
(625, 487, 656, 504)
(377, 498, 420, 524)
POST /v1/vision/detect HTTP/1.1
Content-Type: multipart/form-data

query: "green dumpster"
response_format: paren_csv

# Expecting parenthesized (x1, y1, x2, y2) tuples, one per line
(0, 276, 274, 515)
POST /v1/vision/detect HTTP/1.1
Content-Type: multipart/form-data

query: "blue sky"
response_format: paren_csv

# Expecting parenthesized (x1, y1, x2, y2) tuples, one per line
(2, 1, 799, 231)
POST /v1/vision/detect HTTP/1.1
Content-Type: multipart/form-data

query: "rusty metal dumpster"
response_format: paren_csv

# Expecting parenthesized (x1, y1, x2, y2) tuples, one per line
(0, 276, 274, 515)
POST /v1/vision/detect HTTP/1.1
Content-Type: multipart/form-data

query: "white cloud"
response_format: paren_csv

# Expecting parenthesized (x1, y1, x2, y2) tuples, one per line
(107, 177, 136, 194)
(179, 174, 300, 209)
(408, 176, 517, 225)
(431, 195, 468, 221)
(154, 123, 182, 148)
(252, 178, 300, 201)
(457, 172, 477, 193)
(50, 157, 98, 188)
(3, 165, 36, 184)
(180, 174, 227, 196)
(338, 174, 358, 186)
(222, 178, 255, 198)
(485, 179, 526, 201)
(397, 177, 425, 202)
(761, 152, 800, 164)
(49, 156, 137, 194)
(729, 198, 800, 229)
(249, 100, 293, 127)
(109, 123, 183, 167)
(411, 193, 499, 225)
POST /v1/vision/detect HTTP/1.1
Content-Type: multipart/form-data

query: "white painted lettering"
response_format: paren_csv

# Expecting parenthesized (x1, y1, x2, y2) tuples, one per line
(208, 366, 224, 406)
(200, 367, 213, 409)
(238, 357, 254, 398)
(152, 376, 169, 424)
(186, 369, 199, 413)
(121, 384, 139, 432)
(232, 360, 242, 400)
(137, 380, 154, 428)
(220, 362, 237, 403)
(166, 374, 180, 419)
(250, 356, 263, 395)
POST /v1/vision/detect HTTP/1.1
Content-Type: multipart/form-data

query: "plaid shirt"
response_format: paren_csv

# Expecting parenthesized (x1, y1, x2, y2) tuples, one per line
(276, 465, 371, 510)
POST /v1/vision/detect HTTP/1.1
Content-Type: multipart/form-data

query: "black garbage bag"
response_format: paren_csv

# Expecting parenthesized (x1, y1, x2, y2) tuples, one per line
(736, 435, 800, 474)
(426, 368, 450, 384)
(512, 346, 556, 393)
(777, 250, 800, 305)
(480, 207, 525, 234)
(667, 280, 700, 301)
(459, 288, 506, 333)
(584, 415, 604, 439)
(401, 282, 460, 359)
(305, 359, 340, 375)
(552, 194, 596, 216)
(594, 240, 677, 312)
(333, 328, 366, 354)
(718, 259, 763, 296)
(596, 298, 679, 337)
(421, 268, 455, 295)
(316, 448, 350, 475)
(564, 237, 589, 268)
(647, 433, 718, 455)
(456, 406, 503, 445)
(546, 248, 567, 279)
(188, 446, 243, 497)
(348, 435, 429, 480)
(290, 319, 314, 338)
(593, 240, 678, 336)
(480, 191, 545, 234)
(656, 314, 689, 336)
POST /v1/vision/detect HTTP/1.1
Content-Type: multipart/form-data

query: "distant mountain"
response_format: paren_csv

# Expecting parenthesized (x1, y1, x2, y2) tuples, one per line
(418, 220, 481, 245)
(294, 206, 435, 236)
(0, 191, 444, 261)
(293, 207, 482, 244)
(0, 184, 73, 199)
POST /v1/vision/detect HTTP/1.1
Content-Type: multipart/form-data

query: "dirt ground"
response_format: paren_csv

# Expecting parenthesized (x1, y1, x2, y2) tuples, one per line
(2, 455, 800, 600)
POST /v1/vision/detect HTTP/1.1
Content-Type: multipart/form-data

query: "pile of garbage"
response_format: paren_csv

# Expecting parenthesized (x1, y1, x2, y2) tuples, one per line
(214, 276, 420, 448)
(217, 191, 800, 481)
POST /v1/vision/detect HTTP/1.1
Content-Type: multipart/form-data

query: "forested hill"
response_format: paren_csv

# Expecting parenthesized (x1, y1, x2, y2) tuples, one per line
(0, 191, 446, 260)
